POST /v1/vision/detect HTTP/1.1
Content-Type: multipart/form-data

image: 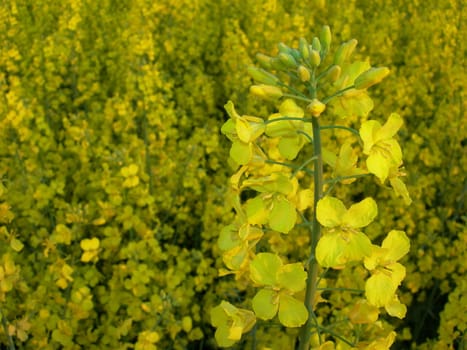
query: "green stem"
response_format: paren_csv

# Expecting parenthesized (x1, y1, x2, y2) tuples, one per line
(264, 116, 313, 124)
(298, 116, 323, 350)
(290, 156, 317, 179)
(320, 125, 360, 138)
(322, 85, 355, 104)
(313, 324, 355, 347)
(265, 159, 314, 176)
(282, 93, 314, 103)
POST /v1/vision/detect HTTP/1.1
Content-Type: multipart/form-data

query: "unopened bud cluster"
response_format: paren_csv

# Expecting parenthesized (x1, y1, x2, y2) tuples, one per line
(247, 25, 390, 117)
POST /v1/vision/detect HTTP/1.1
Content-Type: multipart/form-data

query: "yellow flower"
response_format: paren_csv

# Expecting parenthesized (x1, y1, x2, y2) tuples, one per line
(210, 301, 256, 347)
(315, 196, 377, 268)
(80, 237, 100, 263)
(360, 113, 403, 183)
(364, 230, 410, 318)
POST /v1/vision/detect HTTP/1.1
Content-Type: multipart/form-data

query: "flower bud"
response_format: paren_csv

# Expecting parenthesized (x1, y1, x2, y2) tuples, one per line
(298, 65, 311, 82)
(250, 84, 283, 100)
(278, 52, 298, 68)
(321, 65, 341, 83)
(270, 57, 288, 70)
(354, 67, 390, 89)
(334, 39, 358, 65)
(256, 53, 273, 69)
(307, 99, 326, 117)
(310, 50, 321, 67)
(299, 38, 310, 59)
(312, 37, 321, 52)
(320, 25, 332, 52)
(247, 67, 279, 86)
(278, 42, 292, 54)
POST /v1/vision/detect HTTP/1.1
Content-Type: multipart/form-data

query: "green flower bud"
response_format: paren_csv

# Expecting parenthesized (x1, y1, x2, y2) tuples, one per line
(247, 67, 279, 86)
(278, 52, 298, 68)
(307, 99, 326, 117)
(278, 42, 292, 54)
(320, 25, 332, 52)
(354, 67, 390, 89)
(270, 57, 288, 70)
(299, 38, 310, 59)
(289, 48, 301, 62)
(312, 37, 321, 52)
(310, 50, 321, 67)
(256, 53, 273, 70)
(298, 65, 311, 82)
(320, 65, 341, 84)
(250, 84, 283, 100)
(326, 65, 341, 82)
(334, 39, 358, 65)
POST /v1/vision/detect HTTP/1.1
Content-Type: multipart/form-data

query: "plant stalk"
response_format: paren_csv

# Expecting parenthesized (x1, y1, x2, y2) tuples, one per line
(298, 116, 323, 350)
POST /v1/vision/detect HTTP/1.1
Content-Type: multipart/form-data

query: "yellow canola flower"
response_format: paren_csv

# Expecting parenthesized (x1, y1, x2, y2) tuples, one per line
(316, 196, 377, 268)
(80, 237, 100, 263)
(210, 301, 256, 348)
(121, 164, 140, 188)
(135, 331, 160, 350)
(360, 113, 403, 183)
(364, 230, 410, 318)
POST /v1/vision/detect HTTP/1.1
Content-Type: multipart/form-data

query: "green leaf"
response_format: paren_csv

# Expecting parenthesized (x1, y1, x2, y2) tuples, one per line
(343, 197, 378, 228)
(250, 253, 282, 286)
(316, 196, 346, 228)
(277, 263, 307, 292)
(269, 196, 297, 233)
(278, 293, 308, 327)
(252, 288, 279, 320)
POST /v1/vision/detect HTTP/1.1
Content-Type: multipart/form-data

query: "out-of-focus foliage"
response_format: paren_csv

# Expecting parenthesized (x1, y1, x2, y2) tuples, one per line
(0, 0, 465, 349)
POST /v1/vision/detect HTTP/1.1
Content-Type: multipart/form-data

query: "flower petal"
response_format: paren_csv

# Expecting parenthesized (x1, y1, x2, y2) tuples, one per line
(278, 293, 308, 327)
(250, 253, 282, 286)
(277, 263, 307, 292)
(381, 230, 410, 262)
(252, 288, 279, 320)
(316, 196, 346, 228)
(343, 197, 378, 228)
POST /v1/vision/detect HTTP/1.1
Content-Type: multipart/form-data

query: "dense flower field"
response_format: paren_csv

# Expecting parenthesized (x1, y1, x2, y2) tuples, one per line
(0, 0, 465, 349)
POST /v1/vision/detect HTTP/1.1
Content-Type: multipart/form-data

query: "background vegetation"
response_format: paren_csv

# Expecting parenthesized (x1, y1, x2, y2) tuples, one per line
(0, 0, 465, 349)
